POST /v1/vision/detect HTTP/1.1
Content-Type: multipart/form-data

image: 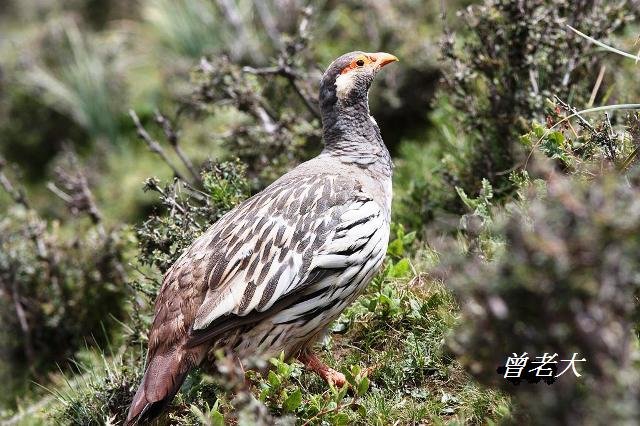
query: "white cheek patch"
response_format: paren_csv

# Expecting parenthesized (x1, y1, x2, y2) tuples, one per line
(335, 72, 357, 100)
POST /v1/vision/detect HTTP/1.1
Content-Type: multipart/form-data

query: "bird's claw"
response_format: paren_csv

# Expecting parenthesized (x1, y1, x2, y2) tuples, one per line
(297, 350, 347, 388)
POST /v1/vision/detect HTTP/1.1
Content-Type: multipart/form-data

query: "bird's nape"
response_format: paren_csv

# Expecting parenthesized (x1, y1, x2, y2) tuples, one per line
(319, 51, 397, 168)
(319, 51, 398, 110)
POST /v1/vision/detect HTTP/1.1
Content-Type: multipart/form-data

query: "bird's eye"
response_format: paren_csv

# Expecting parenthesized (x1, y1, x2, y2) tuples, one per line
(356, 59, 365, 67)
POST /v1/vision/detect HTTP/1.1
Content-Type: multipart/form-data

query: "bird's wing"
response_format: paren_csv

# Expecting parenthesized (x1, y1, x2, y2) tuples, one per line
(148, 172, 386, 350)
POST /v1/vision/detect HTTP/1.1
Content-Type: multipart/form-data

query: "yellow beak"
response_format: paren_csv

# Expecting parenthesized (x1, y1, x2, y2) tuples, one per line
(370, 52, 399, 68)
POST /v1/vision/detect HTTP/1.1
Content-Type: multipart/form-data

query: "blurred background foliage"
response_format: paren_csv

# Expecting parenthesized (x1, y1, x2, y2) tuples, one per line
(1, 0, 640, 424)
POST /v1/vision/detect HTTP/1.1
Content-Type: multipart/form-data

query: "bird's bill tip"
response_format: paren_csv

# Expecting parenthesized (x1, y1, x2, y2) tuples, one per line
(370, 52, 399, 68)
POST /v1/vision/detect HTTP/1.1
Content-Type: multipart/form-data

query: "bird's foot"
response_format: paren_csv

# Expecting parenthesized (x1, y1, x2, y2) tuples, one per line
(297, 350, 346, 388)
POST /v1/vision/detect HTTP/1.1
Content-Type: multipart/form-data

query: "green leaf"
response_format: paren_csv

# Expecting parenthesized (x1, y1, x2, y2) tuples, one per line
(354, 403, 367, 417)
(189, 404, 207, 423)
(540, 130, 569, 162)
(402, 231, 417, 246)
(368, 298, 378, 312)
(519, 132, 533, 147)
(388, 258, 411, 278)
(386, 237, 404, 257)
(344, 369, 357, 387)
(356, 377, 370, 396)
(210, 410, 225, 426)
(334, 412, 351, 425)
(455, 186, 477, 211)
(336, 382, 349, 401)
(267, 370, 281, 388)
(283, 388, 302, 412)
(533, 122, 546, 138)
(259, 387, 269, 401)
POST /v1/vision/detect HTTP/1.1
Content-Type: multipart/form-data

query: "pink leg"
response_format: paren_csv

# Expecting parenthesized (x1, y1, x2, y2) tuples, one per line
(297, 350, 346, 388)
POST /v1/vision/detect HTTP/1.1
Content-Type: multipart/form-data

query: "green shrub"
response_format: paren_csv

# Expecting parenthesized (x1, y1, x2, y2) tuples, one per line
(521, 104, 640, 176)
(136, 160, 250, 277)
(395, 0, 632, 230)
(449, 167, 640, 424)
(443, 0, 630, 193)
(0, 156, 130, 408)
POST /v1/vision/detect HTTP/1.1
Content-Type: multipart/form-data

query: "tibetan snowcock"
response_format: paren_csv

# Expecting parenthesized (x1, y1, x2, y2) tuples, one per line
(127, 51, 399, 424)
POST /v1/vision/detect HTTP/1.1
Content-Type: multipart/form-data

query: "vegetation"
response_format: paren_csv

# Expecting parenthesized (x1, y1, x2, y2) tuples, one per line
(1, 0, 640, 424)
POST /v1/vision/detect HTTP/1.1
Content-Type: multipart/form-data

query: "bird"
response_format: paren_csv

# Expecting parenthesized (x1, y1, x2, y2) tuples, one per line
(126, 51, 398, 424)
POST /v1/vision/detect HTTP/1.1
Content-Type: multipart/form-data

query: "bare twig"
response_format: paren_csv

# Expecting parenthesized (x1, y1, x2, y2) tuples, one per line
(602, 112, 617, 161)
(68, 149, 102, 226)
(288, 75, 321, 118)
(46, 182, 73, 203)
(588, 65, 606, 108)
(243, 64, 320, 118)
(143, 178, 187, 215)
(11, 273, 36, 366)
(0, 159, 67, 357)
(252, 103, 279, 134)
(154, 111, 201, 183)
(524, 103, 640, 170)
(129, 109, 191, 184)
(0, 157, 30, 209)
(181, 180, 209, 203)
(0, 268, 36, 367)
(241, 8, 321, 120)
(529, 69, 539, 96)
(0, 157, 48, 259)
(242, 65, 287, 76)
(49, 146, 104, 234)
(554, 96, 595, 132)
(561, 57, 576, 87)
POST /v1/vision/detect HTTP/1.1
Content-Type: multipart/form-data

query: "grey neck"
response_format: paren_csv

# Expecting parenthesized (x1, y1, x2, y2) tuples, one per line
(320, 98, 392, 177)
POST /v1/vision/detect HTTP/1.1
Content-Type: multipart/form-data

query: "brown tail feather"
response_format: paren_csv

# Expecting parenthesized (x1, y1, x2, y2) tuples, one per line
(126, 349, 191, 425)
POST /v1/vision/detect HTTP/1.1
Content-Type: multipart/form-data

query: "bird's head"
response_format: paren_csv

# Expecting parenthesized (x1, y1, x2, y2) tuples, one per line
(319, 51, 398, 114)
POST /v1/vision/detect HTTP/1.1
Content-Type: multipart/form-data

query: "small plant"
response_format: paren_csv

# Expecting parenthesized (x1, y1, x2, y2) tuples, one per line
(189, 20, 322, 187)
(143, 0, 227, 59)
(136, 160, 250, 276)
(51, 350, 142, 425)
(190, 399, 225, 426)
(247, 353, 372, 425)
(520, 98, 640, 177)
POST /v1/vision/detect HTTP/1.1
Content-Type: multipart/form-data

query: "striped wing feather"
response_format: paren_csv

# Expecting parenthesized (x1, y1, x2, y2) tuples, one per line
(148, 171, 385, 352)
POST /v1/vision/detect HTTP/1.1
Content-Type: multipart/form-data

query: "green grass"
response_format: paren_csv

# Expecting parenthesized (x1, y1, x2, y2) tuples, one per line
(24, 21, 122, 144)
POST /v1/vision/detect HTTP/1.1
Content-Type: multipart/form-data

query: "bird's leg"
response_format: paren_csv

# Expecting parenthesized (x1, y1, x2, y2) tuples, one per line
(297, 350, 346, 388)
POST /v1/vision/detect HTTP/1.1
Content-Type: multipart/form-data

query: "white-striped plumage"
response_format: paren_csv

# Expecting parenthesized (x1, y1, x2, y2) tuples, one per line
(220, 197, 389, 359)
(154, 159, 391, 359)
(127, 50, 398, 425)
